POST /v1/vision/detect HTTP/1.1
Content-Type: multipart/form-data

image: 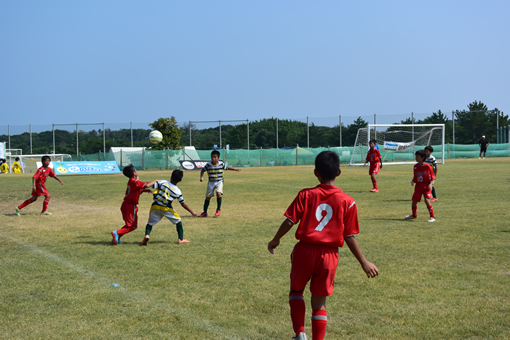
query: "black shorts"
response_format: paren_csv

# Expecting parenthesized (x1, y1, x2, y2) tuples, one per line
(480, 147, 487, 152)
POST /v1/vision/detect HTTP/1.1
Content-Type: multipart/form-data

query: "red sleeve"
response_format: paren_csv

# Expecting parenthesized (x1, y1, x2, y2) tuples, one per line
(343, 200, 360, 237)
(33, 169, 41, 180)
(49, 168, 56, 178)
(376, 149, 381, 161)
(284, 190, 305, 225)
(134, 179, 147, 189)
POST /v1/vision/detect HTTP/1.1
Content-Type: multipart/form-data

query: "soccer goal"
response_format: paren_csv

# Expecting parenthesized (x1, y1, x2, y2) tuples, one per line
(349, 124, 445, 166)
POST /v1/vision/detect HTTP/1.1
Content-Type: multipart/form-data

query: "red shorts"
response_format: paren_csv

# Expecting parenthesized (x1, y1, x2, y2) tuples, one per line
(32, 182, 49, 196)
(369, 163, 380, 175)
(290, 242, 339, 296)
(412, 185, 432, 202)
(121, 202, 138, 228)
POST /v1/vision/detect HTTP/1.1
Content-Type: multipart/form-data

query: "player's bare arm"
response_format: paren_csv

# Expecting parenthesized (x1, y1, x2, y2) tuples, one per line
(267, 218, 294, 254)
(227, 166, 241, 172)
(345, 236, 379, 278)
(181, 202, 197, 216)
(200, 169, 206, 182)
(54, 176, 64, 185)
(32, 177, 37, 191)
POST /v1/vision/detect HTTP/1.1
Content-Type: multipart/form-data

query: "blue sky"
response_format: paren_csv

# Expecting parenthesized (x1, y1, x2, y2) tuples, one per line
(1, 1, 508, 130)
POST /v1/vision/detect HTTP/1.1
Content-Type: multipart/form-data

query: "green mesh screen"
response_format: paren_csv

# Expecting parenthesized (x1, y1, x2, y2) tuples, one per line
(67, 143, 510, 170)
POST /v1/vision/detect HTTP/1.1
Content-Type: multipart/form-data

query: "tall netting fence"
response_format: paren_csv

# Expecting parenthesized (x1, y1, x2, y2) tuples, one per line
(66, 143, 510, 171)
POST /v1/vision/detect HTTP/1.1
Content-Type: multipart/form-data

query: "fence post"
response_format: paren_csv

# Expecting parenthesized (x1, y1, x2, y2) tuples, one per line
(260, 147, 262, 167)
(452, 111, 455, 145)
(167, 150, 169, 170)
(339, 115, 342, 147)
(296, 146, 298, 165)
(120, 150, 123, 169)
(142, 149, 145, 170)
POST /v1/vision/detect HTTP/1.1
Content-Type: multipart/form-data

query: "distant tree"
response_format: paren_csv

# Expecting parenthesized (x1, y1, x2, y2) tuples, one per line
(455, 101, 508, 144)
(343, 117, 368, 146)
(149, 117, 183, 150)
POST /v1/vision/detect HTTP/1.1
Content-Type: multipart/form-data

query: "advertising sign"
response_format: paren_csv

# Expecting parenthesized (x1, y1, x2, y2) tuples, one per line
(52, 161, 121, 175)
(179, 160, 210, 171)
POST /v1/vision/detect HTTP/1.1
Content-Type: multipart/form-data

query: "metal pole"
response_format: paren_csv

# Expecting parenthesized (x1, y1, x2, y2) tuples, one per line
(76, 123, 79, 157)
(189, 120, 192, 146)
(411, 112, 414, 154)
(103, 122, 105, 155)
(276, 118, 278, 149)
(30, 124, 32, 154)
(496, 110, 499, 143)
(131, 122, 133, 147)
(307, 116, 309, 148)
(452, 111, 455, 145)
(7, 125, 10, 150)
(339, 115, 342, 147)
(52, 124, 55, 155)
(374, 114, 377, 141)
(219, 120, 222, 149)
(247, 120, 250, 150)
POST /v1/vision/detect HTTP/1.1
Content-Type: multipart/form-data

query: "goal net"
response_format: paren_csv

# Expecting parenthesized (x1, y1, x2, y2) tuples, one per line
(349, 124, 445, 166)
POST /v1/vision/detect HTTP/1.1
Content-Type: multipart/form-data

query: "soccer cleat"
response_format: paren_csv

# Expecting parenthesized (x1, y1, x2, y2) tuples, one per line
(15, 207, 21, 216)
(215, 209, 221, 216)
(292, 332, 308, 340)
(431, 198, 438, 202)
(199, 212, 208, 217)
(141, 236, 150, 246)
(111, 231, 119, 245)
(178, 238, 190, 244)
(41, 212, 52, 215)
(405, 215, 416, 219)
(370, 188, 379, 192)
(428, 217, 436, 222)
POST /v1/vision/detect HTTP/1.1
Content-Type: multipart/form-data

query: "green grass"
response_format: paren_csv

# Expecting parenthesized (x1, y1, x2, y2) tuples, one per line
(1, 158, 509, 339)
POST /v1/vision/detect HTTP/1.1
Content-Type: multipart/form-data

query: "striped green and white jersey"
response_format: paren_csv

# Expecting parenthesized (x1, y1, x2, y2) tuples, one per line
(152, 180, 185, 208)
(425, 155, 437, 172)
(204, 160, 227, 182)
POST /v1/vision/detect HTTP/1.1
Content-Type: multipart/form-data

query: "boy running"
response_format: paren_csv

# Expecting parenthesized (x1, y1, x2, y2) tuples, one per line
(199, 150, 241, 217)
(406, 150, 436, 222)
(268, 151, 379, 340)
(363, 139, 382, 192)
(424, 146, 438, 202)
(111, 165, 159, 245)
(15, 155, 64, 216)
(141, 169, 197, 246)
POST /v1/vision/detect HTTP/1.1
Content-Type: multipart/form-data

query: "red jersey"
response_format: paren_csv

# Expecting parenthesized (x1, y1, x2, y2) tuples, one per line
(413, 163, 435, 186)
(124, 178, 147, 205)
(33, 166, 55, 185)
(366, 148, 381, 164)
(284, 184, 360, 248)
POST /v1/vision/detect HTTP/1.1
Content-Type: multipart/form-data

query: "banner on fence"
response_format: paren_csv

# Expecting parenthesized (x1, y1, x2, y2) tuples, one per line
(52, 161, 121, 175)
(179, 160, 210, 171)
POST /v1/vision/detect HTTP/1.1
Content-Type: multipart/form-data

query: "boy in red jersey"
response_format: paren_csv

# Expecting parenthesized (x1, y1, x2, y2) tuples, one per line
(15, 155, 63, 216)
(363, 139, 382, 192)
(406, 150, 436, 222)
(111, 165, 159, 245)
(268, 151, 379, 340)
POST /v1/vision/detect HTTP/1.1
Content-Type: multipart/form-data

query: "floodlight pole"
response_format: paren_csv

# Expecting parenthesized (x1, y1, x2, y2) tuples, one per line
(8, 125, 10, 150)
(452, 111, 455, 145)
(189, 120, 192, 146)
(103, 122, 105, 155)
(307, 116, 309, 148)
(131, 122, 133, 147)
(276, 118, 278, 149)
(76, 123, 79, 157)
(374, 114, 377, 141)
(219, 120, 222, 149)
(52, 124, 55, 155)
(30, 124, 32, 154)
(339, 115, 342, 147)
(247, 120, 249, 150)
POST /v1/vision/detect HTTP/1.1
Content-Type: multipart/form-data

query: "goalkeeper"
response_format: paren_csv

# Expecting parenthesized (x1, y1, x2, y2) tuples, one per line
(363, 140, 382, 192)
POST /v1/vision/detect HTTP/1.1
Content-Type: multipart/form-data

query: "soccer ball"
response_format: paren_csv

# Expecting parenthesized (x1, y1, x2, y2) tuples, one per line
(149, 130, 163, 144)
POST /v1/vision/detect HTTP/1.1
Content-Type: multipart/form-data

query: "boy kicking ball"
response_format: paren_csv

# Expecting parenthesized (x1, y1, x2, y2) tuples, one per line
(406, 150, 436, 222)
(268, 151, 378, 340)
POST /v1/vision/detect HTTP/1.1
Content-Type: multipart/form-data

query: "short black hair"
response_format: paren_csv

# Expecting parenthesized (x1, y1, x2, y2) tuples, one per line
(315, 151, 340, 181)
(122, 165, 136, 178)
(41, 155, 51, 163)
(424, 146, 434, 153)
(415, 150, 426, 160)
(369, 139, 377, 144)
(15, 157, 20, 161)
(171, 169, 184, 182)
(211, 150, 220, 157)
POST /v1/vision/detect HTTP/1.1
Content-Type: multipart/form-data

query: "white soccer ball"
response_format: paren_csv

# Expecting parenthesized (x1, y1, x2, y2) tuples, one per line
(149, 130, 163, 144)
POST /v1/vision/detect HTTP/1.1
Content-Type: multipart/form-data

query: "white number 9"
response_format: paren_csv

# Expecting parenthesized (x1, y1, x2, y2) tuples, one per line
(315, 203, 333, 231)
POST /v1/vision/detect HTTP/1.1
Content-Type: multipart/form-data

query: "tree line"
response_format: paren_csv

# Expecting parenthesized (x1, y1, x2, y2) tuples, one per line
(1, 101, 507, 155)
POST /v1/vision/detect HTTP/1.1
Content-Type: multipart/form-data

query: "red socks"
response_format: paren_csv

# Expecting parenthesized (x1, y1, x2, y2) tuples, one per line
(371, 177, 378, 189)
(289, 292, 305, 336)
(427, 205, 434, 218)
(42, 198, 50, 213)
(412, 206, 417, 218)
(312, 309, 328, 340)
(116, 226, 136, 237)
(18, 198, 34, 210)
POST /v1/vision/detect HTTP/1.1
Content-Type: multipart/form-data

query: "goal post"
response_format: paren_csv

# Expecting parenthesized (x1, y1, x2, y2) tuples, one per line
(349, 124, 445, 166)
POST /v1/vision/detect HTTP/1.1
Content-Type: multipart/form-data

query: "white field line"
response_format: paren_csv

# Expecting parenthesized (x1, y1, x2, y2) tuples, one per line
(1, 232, 240, 338)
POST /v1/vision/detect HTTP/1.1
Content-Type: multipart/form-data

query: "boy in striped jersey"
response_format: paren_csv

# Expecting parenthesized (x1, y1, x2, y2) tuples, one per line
(199, 150, 241, 217)
(141, 170, 197, 245)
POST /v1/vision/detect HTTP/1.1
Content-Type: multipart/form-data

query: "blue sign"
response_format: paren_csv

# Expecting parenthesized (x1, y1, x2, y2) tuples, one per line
(52, 161, 121, 175)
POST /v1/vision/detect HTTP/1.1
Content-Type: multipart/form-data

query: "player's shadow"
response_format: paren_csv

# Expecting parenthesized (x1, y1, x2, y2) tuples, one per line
(364, 218, 410, 221)
(381, 199, 411, 202)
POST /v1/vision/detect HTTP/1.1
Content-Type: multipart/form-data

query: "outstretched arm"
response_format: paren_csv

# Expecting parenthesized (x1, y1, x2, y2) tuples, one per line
(345, 236, 379, 278)
(181, 202, 197, 216)
(54, 175, 64, 185)
(267, 218, 294, 254)
(227, 166, 241, 172)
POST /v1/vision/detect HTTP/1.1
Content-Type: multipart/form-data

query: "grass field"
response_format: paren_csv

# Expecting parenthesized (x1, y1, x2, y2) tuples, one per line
(1, 158, 509, 339)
